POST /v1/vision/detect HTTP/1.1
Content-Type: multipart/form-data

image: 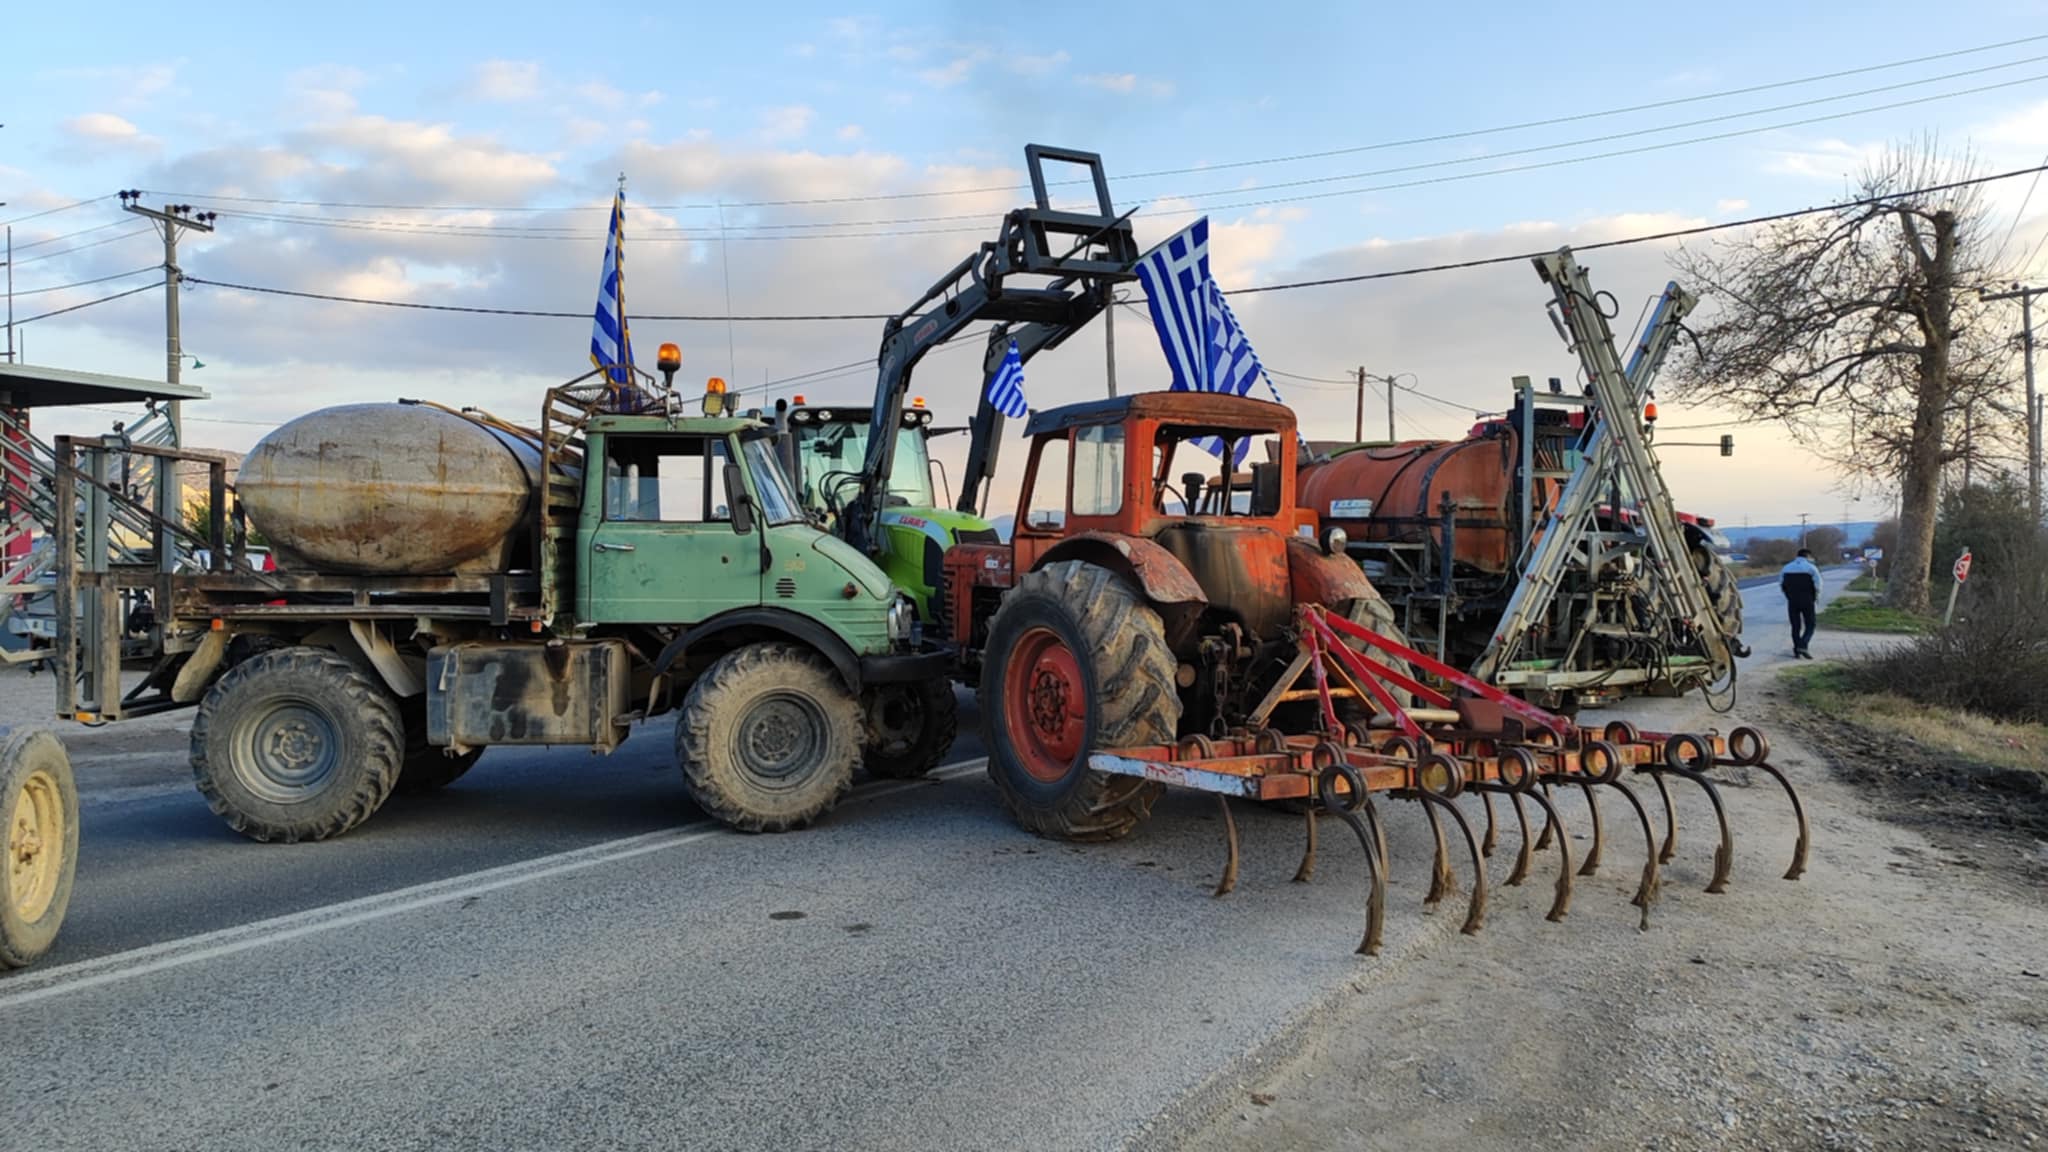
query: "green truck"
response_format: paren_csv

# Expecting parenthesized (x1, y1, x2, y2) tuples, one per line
(37, 372, 955, 849)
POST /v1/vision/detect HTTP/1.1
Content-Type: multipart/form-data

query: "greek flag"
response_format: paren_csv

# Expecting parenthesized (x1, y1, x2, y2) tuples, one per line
(1135, 217, 1284, 465)
(590, 190, 639, 408)
(986, 338, 1029, 419)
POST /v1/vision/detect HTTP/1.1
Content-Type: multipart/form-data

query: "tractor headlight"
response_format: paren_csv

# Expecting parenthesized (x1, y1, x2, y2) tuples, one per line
(1323, 526, 1349, 556)
(886, 596, 915, 643)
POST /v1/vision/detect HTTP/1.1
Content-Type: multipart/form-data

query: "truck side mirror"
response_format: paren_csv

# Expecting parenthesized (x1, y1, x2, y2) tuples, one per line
(724, 462, 755, 535)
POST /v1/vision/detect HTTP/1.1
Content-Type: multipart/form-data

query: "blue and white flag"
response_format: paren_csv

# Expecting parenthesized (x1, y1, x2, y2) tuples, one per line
(590, 189, 640, 409)
(986, 338, 1029, 419)
(1134, 217, 1284, 464)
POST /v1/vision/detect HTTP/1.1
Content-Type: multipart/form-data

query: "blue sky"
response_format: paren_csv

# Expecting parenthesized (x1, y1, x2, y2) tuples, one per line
(5, 0, 2047, 521)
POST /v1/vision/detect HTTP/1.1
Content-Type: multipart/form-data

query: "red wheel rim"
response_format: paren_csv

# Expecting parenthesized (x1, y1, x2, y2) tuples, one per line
(1005, 626, 1087, 783)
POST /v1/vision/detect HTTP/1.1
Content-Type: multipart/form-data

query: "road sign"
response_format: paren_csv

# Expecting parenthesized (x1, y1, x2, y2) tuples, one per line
(1953, 548, 1972, 583)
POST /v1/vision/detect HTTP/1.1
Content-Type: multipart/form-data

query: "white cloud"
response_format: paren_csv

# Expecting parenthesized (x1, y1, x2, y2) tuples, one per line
(468, 60, 542, 102)
(837, 124, 865, 142)
(1081, 73, 1138, 94)
(1008, 50, 1069, 76)
(758, 106, 815, 143)
(575, 81, 627, 109)
(63, 112, 148, 143)
(917, 49, 990, 88)
(791, 42, 816, 58)
(1715, 198, 1749, 214)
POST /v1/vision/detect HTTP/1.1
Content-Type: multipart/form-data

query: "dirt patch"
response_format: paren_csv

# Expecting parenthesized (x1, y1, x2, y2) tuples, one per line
(1157, 675, 2048, 1152)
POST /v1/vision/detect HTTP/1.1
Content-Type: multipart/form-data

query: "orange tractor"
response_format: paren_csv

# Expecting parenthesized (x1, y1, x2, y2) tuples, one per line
(938, 385, 1808, 955)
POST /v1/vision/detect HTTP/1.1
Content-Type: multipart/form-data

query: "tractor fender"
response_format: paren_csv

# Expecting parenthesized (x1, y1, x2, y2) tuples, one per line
(651, 608, 863, 693)
(1285, 534, 1379, 611)
(1034, 532, 1208, 643)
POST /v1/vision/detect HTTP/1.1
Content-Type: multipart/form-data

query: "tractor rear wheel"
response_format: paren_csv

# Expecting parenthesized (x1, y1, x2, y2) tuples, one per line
(980, 560, 1178, 842)
(1, 727, 78, 968)
(190, 647, 404, 843)
(862, 680, 959, 780)
(395, 699, 482, 793)
(1693, 543, 1747, 655)
(676, 642, 860, 832)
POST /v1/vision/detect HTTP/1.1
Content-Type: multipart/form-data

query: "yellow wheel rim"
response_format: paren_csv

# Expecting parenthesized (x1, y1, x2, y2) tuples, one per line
(8, 767, 64, 924)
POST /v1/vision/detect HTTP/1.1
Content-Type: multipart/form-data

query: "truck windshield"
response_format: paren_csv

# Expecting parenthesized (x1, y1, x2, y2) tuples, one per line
(743, 439, 806, 526)
(792, 420, 934, 516)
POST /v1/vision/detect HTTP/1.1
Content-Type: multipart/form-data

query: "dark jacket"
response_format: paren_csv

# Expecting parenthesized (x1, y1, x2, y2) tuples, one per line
(1779, 557, 1821, 607)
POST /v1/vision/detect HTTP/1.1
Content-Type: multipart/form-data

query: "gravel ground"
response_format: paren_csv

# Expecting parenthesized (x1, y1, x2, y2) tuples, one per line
(1158, 667, 2048, 1152)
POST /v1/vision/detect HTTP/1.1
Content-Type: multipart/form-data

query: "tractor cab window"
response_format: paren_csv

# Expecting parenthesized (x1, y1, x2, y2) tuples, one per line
(605, 434, 732, 523)
(1071, 424, 1123, 517)
(1021, 434, 1069, 531)
(792, 418, 934, 518)
(1151, 427, 1282, 518)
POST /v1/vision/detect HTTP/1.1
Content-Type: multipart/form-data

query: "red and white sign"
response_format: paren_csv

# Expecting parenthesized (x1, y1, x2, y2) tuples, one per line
(1953, 548, 1972, 583)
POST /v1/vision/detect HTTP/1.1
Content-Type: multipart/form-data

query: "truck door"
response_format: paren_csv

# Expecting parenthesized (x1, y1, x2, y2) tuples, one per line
(582, 433, 757, 624)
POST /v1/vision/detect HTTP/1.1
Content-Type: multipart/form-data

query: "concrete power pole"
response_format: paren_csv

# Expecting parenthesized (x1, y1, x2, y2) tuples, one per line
(1798, 512, 1811, 548)
(1985, 284, 2042, 524)
(1385, 373, 1396, 441)
(1354, 366, 1365, 442)
(1104, 292, 1117, 398)
(119, 192, 215, 571)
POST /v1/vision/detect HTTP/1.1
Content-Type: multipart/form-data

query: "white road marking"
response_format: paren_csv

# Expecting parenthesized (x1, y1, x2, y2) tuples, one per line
(0, 760, 988, 1011)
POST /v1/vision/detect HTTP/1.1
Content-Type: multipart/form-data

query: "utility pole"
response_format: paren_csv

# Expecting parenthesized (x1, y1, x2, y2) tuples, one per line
(118, 191, 215, 572)
(1385, 372, 1396, 441)
(1354, 366, 1365, 442)
(1798, 512, 1811, 548)
(1985, 284, 2042, 524)
(5, 225, 12, 363)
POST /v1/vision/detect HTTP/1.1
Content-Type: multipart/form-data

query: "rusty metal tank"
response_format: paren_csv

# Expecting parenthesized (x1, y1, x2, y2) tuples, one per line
(237, 403, 541, 575)
(1297, 433, 1526, 574)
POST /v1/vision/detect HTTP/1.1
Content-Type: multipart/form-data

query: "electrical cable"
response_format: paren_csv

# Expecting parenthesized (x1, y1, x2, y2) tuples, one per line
(0, 194, 118, 228)
(8, 266, 161, 297)
(13, 283, 157, 325)
(180, 277, 895, 321)
(7, 226, 156, 265)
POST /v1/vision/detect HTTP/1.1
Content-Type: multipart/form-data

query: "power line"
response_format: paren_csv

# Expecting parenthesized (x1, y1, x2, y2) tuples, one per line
(134, 32, 2048, 215)
(1996, 150, 2048, 268)
(167, 63, 2048, 247)
(13, 283, 157, 325)
(0, 194, 117, 228)
(8, 226, 156, 265)
(9, 266, 161, 297)
(1234, 161, 2048, 295)
(181, 276, 896, 320)
(6, 218, 129, 252)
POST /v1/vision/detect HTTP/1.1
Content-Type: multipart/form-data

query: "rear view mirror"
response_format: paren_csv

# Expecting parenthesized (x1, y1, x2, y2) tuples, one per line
(724, 462, 755, 535)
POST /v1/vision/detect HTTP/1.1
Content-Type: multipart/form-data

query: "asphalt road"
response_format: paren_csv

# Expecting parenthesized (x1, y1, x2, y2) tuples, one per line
(0, 570, 1858, 1151)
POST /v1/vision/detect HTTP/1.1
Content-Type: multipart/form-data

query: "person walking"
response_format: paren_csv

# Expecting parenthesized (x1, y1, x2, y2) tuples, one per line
(1780, 548, 1821, 659)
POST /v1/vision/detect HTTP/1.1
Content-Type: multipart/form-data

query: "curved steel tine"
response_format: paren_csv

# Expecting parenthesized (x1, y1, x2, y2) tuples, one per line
(1534, 779, 1558, 851)
(1293, 804, 1318, 884)
(1646, 768, 1680, 864)
(1575, 781, 1605, 877)
(1670, 768, 1735, 894)
(1480, 790, 1499, 858)
(1419, 796, 1455, 906)
(1603, 778, 1662, 931)
(1503, 789, 1534, 887)
(1751, 760, 1811, 881)
(1365, 789, 1390, 872)
(1213, 795, 1240, 898)
(1332, 800, 1386, 956)
(1522, 785, 1575, 922)
(1418, 791, 1488, 935)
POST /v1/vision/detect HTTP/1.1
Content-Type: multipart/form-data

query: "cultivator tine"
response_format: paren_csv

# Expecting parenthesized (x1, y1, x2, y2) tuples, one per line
(1292, 805, 1318, 884)
(1501, 789, 1535, 886)
(1575, 781, 1605, 878)
(1533, 780, 1558, 851)
(1213, 795, 1240, 898)
(1753, 761, 1810, 881)
(1648, 769, 1680, 864)
(1670, 767, 1734, 894)
(1420, 798, 1455, 906)
(1319, 764, 1385, 956)
(1418, 791, 1487, 935)
(1521, 785, 1575, 922)
(1479, 790, 1499, 858)
(1604, 778, 1662, 930)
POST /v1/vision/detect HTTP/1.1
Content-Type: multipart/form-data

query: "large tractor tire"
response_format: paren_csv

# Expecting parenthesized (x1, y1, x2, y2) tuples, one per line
(1692, 542, 1749, 657)
(675, 642, 860, 832)
(861, 679, 959, 780)
(190, 647, 405, 843)
(1, 728, 78, 969)
(395, 699, 482, 794)
(980, 560, 1178, 842)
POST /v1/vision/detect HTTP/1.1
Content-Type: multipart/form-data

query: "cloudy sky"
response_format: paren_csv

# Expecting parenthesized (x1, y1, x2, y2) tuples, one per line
(5, 0, 2047, 526)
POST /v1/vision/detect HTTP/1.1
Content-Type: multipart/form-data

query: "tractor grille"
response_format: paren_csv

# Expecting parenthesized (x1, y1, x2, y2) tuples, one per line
(775, 577, 798, 599)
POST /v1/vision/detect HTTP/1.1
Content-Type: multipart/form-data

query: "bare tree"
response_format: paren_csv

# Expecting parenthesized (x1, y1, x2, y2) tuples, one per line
(1668, 140, 2015, 613)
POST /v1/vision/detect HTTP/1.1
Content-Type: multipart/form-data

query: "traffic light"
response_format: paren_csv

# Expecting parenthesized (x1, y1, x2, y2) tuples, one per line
(1719, 434, 1734, 457)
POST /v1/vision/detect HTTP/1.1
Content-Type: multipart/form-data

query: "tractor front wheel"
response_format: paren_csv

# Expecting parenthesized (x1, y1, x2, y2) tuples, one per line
(676, 642, 860, 832)
(980, 560, 1180, 842)
(1, 728, 78, 968)
(862, 680, 959, 780)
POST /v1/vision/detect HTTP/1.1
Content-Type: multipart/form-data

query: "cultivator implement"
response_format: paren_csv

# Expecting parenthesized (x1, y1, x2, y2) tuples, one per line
(1087, 604, 1809, 955)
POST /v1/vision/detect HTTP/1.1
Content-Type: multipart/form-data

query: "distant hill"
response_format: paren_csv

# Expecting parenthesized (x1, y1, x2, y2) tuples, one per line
(1719, 522, 1879, 548)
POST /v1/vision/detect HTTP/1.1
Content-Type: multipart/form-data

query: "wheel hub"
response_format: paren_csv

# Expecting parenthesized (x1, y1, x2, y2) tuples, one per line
(1004, 627, 1087, 784)
(736, 692, 826, 787)
(8, 769, 63, 923)
(234, 702, 341, 804)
